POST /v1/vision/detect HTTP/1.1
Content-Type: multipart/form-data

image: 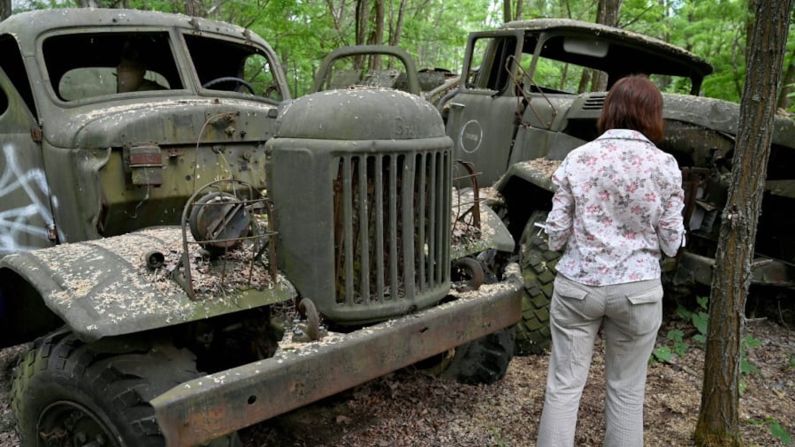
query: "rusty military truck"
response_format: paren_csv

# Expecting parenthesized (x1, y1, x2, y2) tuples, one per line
(442, 19, 795, 354)
(0, 9, 522, 446)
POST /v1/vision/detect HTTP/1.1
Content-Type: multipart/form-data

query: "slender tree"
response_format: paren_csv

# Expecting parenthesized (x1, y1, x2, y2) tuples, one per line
(185, 0, 204, 17)
(695, 0, 793, 445)
(0, 0, 11, 21)
(503, 0, 522, 22)
(368, 0, 385, 69)
(388, 0, 407, 46)
(590, 0, 622, 91)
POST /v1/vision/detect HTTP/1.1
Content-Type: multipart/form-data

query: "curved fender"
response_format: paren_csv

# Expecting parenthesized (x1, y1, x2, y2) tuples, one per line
(0, 227, 296, 342)
(451, 187, 515, 259)
(494, 159, 562, 194)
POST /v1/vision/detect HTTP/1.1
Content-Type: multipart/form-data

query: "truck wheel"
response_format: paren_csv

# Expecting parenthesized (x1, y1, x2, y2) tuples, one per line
(516, 211, 560, 355)
(442, 327, 515, 385)
(12, 332, 238, 447)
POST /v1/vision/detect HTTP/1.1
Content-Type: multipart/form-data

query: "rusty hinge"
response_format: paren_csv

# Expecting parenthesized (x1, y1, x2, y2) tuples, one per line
(47, 223, 58, 243)
(30, 126, 43, 143)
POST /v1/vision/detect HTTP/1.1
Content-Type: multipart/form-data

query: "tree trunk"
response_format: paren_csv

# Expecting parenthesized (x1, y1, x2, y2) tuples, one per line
(389, 0, 407, 46)
(514, 0, 523, 20)
(355, 0, 370, 46)
(185, 0, 204, 16)
(577, 69, 591, 93)
(354, 0, 371, 69)
(694, 0, 793, 446)
(325, 0, 346, 45)
(0, 0, 10, 21)
(590, 0, 622, 91)
(503, 0, 511, 23)
(368, 0, 385, 69)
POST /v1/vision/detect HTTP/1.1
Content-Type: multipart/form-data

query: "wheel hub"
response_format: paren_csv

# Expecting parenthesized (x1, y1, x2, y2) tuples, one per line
(37, 401, 119, 447)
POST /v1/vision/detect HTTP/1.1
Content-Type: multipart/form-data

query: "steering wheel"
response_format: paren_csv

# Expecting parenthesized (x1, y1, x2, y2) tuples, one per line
(202, 76, 255, 94)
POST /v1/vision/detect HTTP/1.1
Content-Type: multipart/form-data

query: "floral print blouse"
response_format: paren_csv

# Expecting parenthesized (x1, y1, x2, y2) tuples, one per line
(546, 129, 685, 286)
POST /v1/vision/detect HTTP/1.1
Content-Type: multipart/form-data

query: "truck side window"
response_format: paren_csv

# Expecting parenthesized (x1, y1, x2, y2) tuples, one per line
(0, 85, 7, 117)
(0, 35, 37, 119)
(467, 37, 516, 92)
(185, 34, 283, 102)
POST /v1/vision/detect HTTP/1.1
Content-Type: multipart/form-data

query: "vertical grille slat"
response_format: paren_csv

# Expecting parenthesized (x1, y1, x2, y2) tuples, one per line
(442, 152, 451, 283)
(333, 148, 450, 311)
(358, 155, 370, 304)
(434, 152, 444, 283)
(375, 154, 385, 303)
(342, 156, 354, 305)
(428, 154, 437, 284)
(388, 156, 399, 300)
(402, 155, 416, 300)
(416, 153, 427, 292)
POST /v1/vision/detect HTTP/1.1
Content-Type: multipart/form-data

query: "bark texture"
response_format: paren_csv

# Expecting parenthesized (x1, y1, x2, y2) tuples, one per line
(388, 0, 407, 46)
(502, 0, 522, 22)
(590, 0, 622, 91)
(185, 0, 204, 17)
(694, 0, 793, 445)
(0, 0, 11, 22)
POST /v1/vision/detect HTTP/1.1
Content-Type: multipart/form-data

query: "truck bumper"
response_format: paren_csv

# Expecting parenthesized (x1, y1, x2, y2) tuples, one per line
(151, 266, 523, 446)
(672, 251, 795, 288)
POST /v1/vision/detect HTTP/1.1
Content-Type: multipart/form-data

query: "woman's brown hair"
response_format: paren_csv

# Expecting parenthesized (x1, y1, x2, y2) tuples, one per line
(597, 75, 664, 143)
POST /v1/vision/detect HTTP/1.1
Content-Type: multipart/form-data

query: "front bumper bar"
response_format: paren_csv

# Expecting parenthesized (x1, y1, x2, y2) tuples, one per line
(672, 251, 795, 288)
(152, 267, 522, 446)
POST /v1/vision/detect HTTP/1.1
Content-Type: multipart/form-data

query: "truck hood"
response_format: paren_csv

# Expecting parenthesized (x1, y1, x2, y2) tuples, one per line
(43, 97, 280, 149)
(566, 92, 795, 148)
(662, 94, 795, 148)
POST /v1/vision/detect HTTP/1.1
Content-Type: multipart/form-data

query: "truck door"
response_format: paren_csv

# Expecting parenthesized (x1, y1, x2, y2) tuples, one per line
(445, 30, 524, 187)
(0, 66, 54, 255)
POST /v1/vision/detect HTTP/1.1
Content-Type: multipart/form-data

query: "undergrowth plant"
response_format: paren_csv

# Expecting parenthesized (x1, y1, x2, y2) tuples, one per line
(652, 297, 792, 444)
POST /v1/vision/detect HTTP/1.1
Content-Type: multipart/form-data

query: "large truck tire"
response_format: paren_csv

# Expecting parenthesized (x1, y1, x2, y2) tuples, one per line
(515, 211, 560, 355)
(442, 327, 515, 385)
(12, 331, 238, 447)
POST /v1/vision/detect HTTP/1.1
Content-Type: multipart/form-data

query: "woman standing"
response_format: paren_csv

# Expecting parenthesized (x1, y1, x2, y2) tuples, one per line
(536, 75, 685, 447)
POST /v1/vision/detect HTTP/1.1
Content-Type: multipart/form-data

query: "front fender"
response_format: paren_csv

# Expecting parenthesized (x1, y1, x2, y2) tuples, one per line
(495, 158, 561, 193)
(451, 187, 515, 259)
(0, 227, 296, 342)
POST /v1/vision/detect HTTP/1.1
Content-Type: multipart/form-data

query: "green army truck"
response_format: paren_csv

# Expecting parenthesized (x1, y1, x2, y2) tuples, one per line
(0, 9, 521, 446)
(442, 19, 795, 355)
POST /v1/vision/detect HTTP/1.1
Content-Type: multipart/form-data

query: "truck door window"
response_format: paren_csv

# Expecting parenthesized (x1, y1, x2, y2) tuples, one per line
(467, 37, 516, 92)
(185, 35, 283, 102)
(0, 35, 37, 119)
(0, 85, 7, 117)
(42, 32, 182, 102)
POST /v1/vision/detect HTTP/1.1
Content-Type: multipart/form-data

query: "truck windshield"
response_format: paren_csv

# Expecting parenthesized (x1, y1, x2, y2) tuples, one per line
(524, 33, 695, 94)
(184, 34, 283, 103)
(43, 31, 183, 102)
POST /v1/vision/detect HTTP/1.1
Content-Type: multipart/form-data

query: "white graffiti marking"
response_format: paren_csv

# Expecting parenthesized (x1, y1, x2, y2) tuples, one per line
(0, 144, 54, 253)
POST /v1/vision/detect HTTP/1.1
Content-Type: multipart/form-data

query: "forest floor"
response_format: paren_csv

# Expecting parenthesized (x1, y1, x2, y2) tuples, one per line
(0, 316, 793, 446)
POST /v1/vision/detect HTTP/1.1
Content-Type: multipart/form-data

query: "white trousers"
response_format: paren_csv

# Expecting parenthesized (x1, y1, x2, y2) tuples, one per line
(536, 275, 663, 447)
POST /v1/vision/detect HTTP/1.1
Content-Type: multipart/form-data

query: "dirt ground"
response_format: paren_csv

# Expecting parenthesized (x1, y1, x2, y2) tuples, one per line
(1, 318, 793, 446)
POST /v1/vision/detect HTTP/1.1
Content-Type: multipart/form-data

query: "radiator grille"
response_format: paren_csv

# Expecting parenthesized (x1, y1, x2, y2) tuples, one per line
(333, 150, 451, 306)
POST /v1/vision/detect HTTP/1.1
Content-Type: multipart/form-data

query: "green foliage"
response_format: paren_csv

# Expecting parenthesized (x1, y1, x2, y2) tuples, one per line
(749, 417, 793, 445)
(11, 0, 795, 106)
(740, 335, 761, 376)
(770, 419, 794, 446)
(667, 329, 689, 357)
(675, 297, 709, 345)
(652, 345, 673, 363)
